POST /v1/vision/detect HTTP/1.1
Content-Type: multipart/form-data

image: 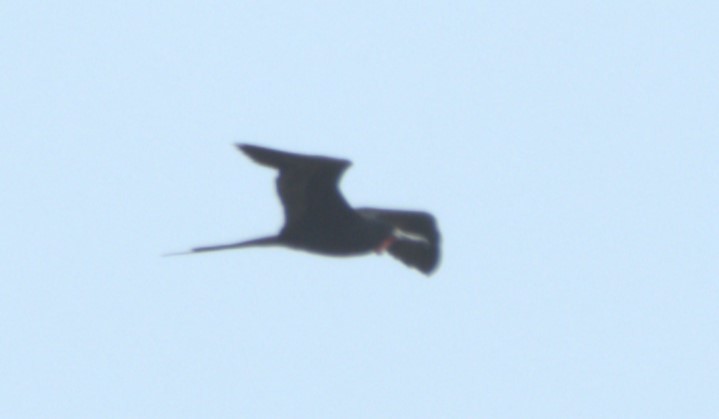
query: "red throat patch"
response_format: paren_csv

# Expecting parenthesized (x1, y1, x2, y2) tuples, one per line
(374, 235, 397, 254)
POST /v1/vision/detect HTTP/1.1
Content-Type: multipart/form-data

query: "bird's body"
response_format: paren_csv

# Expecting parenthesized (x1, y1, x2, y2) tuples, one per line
(175, 144, 441, 275)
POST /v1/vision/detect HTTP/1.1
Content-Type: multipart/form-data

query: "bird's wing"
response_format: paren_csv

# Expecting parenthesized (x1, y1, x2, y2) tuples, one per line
(356, 208, 441, 275)
(238, 144, 356, 228)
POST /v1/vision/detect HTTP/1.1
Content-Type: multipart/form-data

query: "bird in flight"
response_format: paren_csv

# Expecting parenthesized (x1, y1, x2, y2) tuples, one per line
(171, 144, 441, 275)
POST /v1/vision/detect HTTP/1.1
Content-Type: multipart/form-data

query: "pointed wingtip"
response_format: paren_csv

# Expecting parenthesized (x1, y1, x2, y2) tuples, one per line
(162, 250, 195, 257)
(235, 143, 251, 155)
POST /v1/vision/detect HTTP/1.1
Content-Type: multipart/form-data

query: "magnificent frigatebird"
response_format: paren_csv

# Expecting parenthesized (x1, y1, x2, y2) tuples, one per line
(172, 144, 441, 275)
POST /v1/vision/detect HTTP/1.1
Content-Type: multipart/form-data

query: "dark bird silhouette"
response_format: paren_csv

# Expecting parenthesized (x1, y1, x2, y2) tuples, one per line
(171, 144, 441, 275)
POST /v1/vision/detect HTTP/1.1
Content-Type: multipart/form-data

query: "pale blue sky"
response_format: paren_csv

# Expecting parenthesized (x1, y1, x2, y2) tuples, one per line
(2, 1, 717, 418)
